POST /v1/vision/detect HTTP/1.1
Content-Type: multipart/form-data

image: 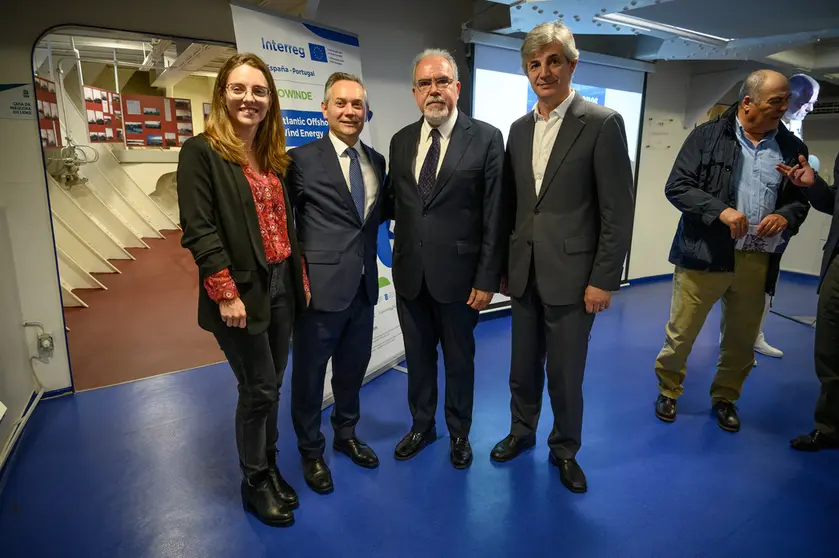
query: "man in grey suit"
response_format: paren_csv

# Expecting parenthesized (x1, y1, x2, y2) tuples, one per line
(287, 72, 387, 494)
(490, 22, 635, 493)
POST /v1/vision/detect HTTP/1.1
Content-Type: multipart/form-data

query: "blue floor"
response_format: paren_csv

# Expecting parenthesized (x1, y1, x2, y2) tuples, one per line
(1, 274, 836, 557)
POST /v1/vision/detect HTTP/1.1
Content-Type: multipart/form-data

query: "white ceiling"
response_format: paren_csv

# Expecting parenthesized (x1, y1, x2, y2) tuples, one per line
(477, 0, 839, 83)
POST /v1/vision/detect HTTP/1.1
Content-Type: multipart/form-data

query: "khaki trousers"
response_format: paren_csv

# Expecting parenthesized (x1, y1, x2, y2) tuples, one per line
(655, 251, 769, 403)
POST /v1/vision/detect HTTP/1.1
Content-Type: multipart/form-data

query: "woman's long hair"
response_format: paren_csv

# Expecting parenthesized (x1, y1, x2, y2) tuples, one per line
(204, 53, 291, 176)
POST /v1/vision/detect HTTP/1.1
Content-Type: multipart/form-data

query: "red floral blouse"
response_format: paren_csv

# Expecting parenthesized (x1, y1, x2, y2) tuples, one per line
(203, 164, 309, 302)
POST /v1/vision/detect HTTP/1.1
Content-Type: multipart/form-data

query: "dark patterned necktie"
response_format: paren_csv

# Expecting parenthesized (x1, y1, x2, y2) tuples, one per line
(345, 147, 365, 220)
(417, 128, 441, 203)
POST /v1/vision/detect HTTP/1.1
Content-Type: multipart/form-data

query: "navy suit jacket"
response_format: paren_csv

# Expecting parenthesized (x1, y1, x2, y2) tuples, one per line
(286, 135, 387, 312)
(382, 112, 506, 303)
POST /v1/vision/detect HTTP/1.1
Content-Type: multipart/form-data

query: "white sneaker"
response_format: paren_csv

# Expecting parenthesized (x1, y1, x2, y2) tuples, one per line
(754, 332, 783, 358)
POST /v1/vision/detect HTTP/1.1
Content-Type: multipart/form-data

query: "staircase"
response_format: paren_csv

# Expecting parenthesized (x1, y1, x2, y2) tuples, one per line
(48, 69, 180, 309)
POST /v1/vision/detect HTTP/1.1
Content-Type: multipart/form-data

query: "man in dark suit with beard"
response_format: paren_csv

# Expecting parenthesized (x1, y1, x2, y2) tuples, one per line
(383, 48, 505, 469)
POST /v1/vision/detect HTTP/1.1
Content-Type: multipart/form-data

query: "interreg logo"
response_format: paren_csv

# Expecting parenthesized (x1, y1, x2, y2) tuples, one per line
(261, 38, 306, 58)
(308, 43, 328, 63)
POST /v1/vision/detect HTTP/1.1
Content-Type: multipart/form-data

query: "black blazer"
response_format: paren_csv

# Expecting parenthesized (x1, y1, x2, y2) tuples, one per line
(286, 135, 387, 312)
(505, 94, 635, 305)
(383, 111, 506, 303)
(177, 134, 307, 334)
(805, 150, 839, 290)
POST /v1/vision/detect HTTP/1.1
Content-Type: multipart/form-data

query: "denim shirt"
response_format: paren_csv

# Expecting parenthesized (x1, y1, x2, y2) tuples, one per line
(733, 118, 784, 225)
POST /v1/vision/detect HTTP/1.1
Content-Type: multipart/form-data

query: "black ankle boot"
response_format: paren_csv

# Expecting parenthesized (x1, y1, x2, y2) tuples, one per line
(241, 472, 294, 527)
(267, 452, 299, 509)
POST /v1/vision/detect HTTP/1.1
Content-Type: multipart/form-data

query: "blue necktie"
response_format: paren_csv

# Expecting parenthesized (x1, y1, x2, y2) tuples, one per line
(345, 147, 365, 220)
(417, 128, 441, 204)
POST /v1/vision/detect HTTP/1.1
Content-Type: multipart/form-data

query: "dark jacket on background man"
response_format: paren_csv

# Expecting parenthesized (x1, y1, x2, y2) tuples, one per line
(805, 151, 839, 289)
(664, 103, 810, 295)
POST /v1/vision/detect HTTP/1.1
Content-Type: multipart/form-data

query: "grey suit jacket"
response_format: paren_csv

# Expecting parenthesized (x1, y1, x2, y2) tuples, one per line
(505, 94, 635, 306)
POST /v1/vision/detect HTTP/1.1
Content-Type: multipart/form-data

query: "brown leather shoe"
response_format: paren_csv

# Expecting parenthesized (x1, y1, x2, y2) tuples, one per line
(655, 394, 676, 422)
(713, 401, 740, 432)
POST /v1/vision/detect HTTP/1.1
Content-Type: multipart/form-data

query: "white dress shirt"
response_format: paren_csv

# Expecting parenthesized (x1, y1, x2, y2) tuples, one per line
(414, 107, 459, 182)
(532, 90, 575, 195)
(328, 131, 379, 219)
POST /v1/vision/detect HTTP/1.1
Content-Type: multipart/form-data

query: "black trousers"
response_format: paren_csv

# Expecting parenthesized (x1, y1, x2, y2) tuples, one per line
(396, 280, 479, 438)
(291, 279, 374, 459)
(509, 262, 595, 459)
(815, 254, 839, 439)
(213, 261, 294, 481)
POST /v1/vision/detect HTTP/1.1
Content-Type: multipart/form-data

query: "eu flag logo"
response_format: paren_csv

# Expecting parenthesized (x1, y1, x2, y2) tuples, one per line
(308, 43, 327, 63)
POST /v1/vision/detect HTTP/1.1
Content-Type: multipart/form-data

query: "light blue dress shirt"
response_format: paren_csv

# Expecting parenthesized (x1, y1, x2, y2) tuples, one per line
(733, 118, 784, 225)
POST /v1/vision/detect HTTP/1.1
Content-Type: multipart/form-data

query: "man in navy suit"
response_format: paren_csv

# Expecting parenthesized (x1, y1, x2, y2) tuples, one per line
(383, 49, 506, 469)
(287, 72, 387, 494)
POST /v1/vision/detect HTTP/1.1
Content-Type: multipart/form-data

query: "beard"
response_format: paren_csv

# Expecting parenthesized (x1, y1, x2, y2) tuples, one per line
(423, 99, 449, 126)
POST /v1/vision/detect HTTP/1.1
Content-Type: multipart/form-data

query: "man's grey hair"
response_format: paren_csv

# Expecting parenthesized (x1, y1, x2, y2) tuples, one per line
(323, 72, 367, 104)
(412, 48, 459, 83)
(738, 70, 769, 104)
(521, 21, 580, 73)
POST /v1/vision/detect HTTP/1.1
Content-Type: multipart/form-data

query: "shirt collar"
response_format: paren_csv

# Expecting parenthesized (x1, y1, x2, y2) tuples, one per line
(422, 107, 458, 141)
(329, 130, 363, 157)
(534, 89, 575, 122)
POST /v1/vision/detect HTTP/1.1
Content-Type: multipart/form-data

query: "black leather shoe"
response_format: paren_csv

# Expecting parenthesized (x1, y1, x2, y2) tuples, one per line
(713, 401, 740, 432)
(302, 457, 334, 494)
(394, 428, 437, 460)
(241, 475, 294, 527)
(655, 394, 677, 422)
(266, 453, 298, 510)
(450, 437, 472, 469)
(549, 454, 587, 493)
(334, 437, 379, 469)
(790, 429, 839, 452)
(490, 434, 536, 463)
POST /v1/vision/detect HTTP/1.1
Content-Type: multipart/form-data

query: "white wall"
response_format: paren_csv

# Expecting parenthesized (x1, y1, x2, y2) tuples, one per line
(0, 0, 476, 393)
(0, 210, 36, 454)
(627, 62, 693, 280)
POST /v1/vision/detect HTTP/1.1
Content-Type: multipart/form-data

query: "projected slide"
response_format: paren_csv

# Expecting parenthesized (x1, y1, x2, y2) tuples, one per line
(474, 68, 643, 164)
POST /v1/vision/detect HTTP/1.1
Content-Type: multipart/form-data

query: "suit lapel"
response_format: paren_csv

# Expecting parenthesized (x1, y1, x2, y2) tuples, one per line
(406, 118, 423, 191)
(318, 137, 362, 225)
(428, 112, 473, 205)
(535, 94, 586, 206)
(230, 160, 268, 271)
(518, 116, 537, 208)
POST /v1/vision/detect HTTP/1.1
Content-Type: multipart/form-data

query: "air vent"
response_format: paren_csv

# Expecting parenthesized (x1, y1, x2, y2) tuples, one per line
(812, 101, 839, 115)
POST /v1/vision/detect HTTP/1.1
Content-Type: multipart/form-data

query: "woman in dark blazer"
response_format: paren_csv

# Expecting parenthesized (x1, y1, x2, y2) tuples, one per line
(177, 53, 309, 527)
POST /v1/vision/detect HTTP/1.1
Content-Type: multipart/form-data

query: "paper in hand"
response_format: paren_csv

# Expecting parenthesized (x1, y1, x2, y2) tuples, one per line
(735, 225, 789, 254)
